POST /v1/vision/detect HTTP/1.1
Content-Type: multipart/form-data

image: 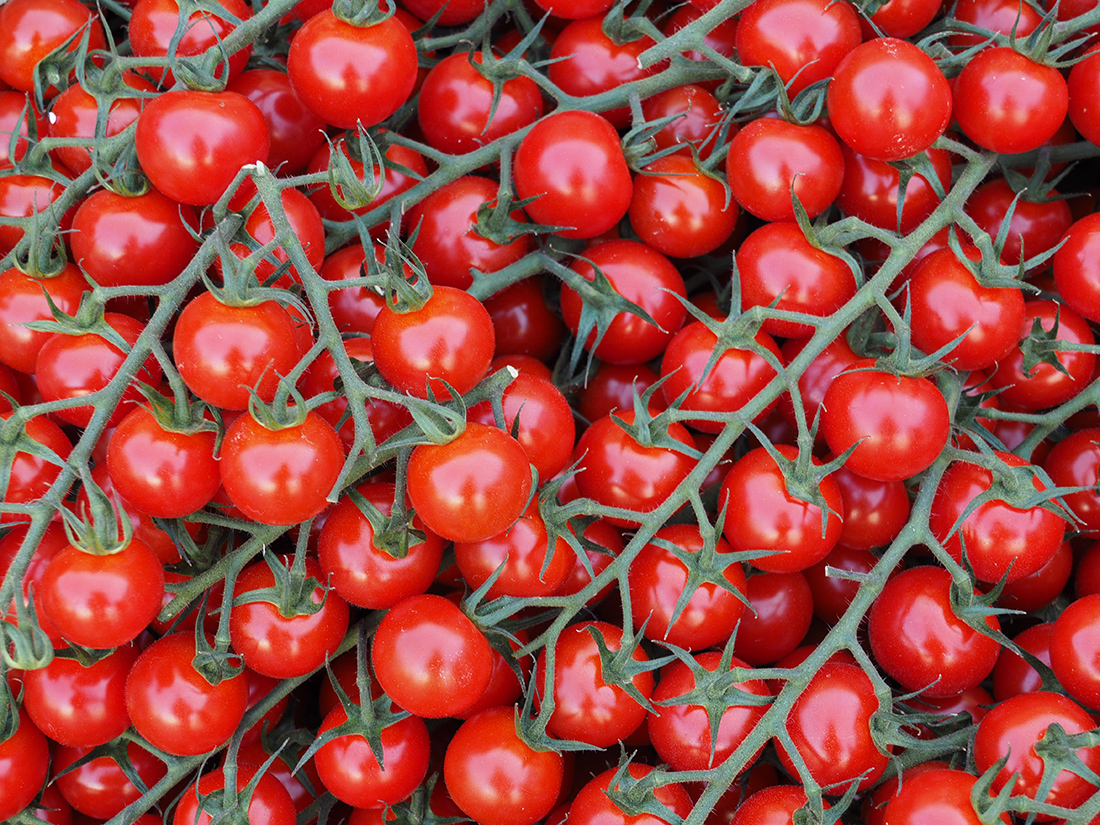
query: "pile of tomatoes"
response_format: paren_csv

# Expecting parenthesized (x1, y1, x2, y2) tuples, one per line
(6, 0, 1100, 821)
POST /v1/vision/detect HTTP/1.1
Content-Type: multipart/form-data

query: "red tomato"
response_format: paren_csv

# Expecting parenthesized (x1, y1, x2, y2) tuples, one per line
(1050, 594, 1100, 709)
(47, 73, 154, 176)
(1045, 428, 1100, 532)
(287, 11, 417, 130)
(482, 277, 567, 362)
(0, 708, 49, 821)
(128, 0, 252, 86)
(0, 411, 72, 523)
(1069, 45, 1100, 146)
(640, 84, 724, 159)
(513, 110, 632, 239)
(992, 622, 1053, 701)
(805, 544, 885, 624)
(0, 0, 106, 93)
(219, 410, 345, 526)
(0, 264, 86, 374)
(444, 705, 565, 825)
(1054, 211, 1100, 323)
(0, 90, 46, 169)
(966, 178, 1072, 269)
(838, 144, 953, 233)
(53, 740, 167, 819)
(173, 763, 296, 825)
(305, 137, 428, 224)
(405, 422, 533, 543)
(827, 37, 952, 161)
(0, 171, 71, 256)
(568, 765, 692, 825)
(226, 68, 328, 175)
(228, 187, 325, 287)
(830, 464, 911, 550)
(319, 244, 387, 334)
(884, 768, 1008, 825)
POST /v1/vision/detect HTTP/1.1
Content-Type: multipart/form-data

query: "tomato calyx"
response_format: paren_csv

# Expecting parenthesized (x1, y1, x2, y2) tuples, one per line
(331, 0, 399, 28)
(233, 552, 332, 620)
(612, 390, 701, 456)
(192, 624, 247, 687)
(1017, 310, 1089, 379)
(583, 622, 662, 712)
(63, 473, 134, 556)
(323, 130, 387, 211)
(599, 758, 684, 821)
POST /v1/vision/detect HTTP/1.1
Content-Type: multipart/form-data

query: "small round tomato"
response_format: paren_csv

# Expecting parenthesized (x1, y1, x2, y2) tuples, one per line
(1044, 428, 1100, 532)
(820, 361, 950, 482)
(0, 90, 46, 169)
(482, 277, 567, 362)
(305, 137, 428, 224)
(535, 620, 655, 748)
(568, 765, 693, 825)
(992, 622, 1053, 701)
(0, 264, 88, 374)
(406, 422, 532, 543)
(884, 768, 1008, 825)
(47, 73, 154, 176)
(228, 187, 325, 287)
(125, 632, 249, 756)
(1050, 594, 1100, 709)
(173, 763, 296, 825)
(827, 37, 952, 161)
(0, 0, 106, 93)
(0, 709, 49, 821)
(134, 90, 270, 207)
(444, 705, 565, 825)
(805, 544, 885, 624)
(514, 110, 632, 239)
(868, 565, 1001, 698)
(372, 593, 493, 718)
(128, 0, 252, 85)
(287, 11, 417, 130)
(640, 84, 724, 159)
(966, 178, 1072, 269)
(0, 172, 72, 256)
(1054, 211, 1100, 323)
(830, 465, 911, 550)
(219, 410, 345, 526)
(560, 239, 688, 365)
(1, 411, 72, 523)
(53, 741, 167, 819)
(226, 68, 328, 175)
(838, 144, 953, 233)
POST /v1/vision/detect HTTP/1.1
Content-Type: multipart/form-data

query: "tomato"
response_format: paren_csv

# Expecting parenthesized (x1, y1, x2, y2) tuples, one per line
(128, 0, 251, 86)
(305, 137, 428, 224)
(805, 545, 883, 624)
(0, 411, 72, 523)
(226, 68, 328, 176)
(966, 177, 1072, 269)
(930, 451, 1065, 583)
(1050, 594, 1100, 709)
(727, 118, 844, 223)
(0, 522, 68, 640)
(22, 641, 138, 747)
(319, 245, 387, 334)
(995, 539, 1072, 613)
(954, 47, 1067, 154)
(1044, 428, 1100, 532)
(106, 406, 219, 519)
(0, 90, 46, 169)
(530, 0, 614, 20)
(974, 691, 1100, 813)
(867, 0, 943, 37)
(992, 622, 1053, 701)
(905, 242, 1026, 371)
(0, 171, 71, 256)
(883, 768, 1007, 825)
(868, 566, 1001, 698)
(134, 90, 270, 207)
(735, 572, 814, 666)
(820, 360, 950, 482)
(47, 73, 154, 177)
(628, 153, 738, 258)
(838, 144, 953, 233)
(640, 84, 724, 160)
(229, 555, 350, 679)
(662, 4, 738, 77)
(372, 284, 495, 398)
(1054, 212, 1100, 323)
(735, 0, 861, 96)
(547, 17, 659, 129)
(125, 632, 250, 756)
(287, 11, 417, 130)
(579, 362, 664, 423)
(0, 0, 106, 94)
(318, 480, 444, 609)
(400, 0, 483, 27)
(985, 299, 1096, 410)
(556, 519, 624, 606)
(777, 334, 860, 435)
(648, 650, 769, 772)
(777, 661, 888, 791)
(418, 51, 543, 155)
(513, 110, 632, 239)
(454, 500, 575, 598)
(228, 187, 325, 287)
(0, 708, 49, 821)
(406, 422, 532, 543)
(732, 786, 827, 825)
(315, 704, 430, 809)
(219, 409, 345, 526)
(830, 465, 911, 550)
(53, 741, 167, 819)
(0, 264, 85, 374)
(827, 37, 952, 162)
(407, 175, 532, 290)
(573, 409, 698, 528)
(444, 705, 565, 825)
(483, 277, 567, 362)
(568, 765, 693, 825)
(560, 239, 688, 366)
(173, 763, 296, 825)
(535, 620, 654, 747)
(1069, 45, 1100, 146)
(720, 445, 843, 573)
(173, 293, 305, 411)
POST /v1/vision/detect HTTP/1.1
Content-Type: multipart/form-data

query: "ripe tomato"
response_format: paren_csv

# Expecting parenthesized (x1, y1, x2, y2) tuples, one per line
(444, 705, 565, 825)
(568, 764, 693, 825)
(514, 110, 632, 239)
(482, 277, 567, 362)
(1050, 594, 1100, 709)
(1044, 428, 1100, 532)
(640, 84, 724, 160)
(229, 555, 350, 679)
(47, 73, 154, 177)
(884, 768, 1008, 825)
(173, 763, 296, 825)
(0, 90, 46, 169)
(305, 137, 428, 223)
(228, 187, 325, 287)
(287, 11, 417, 130)
(838, 144, 953, 233)
(820, 361, 950, 482)
(1054, 211, 1100, 323)
(406, 422, 532, 543)
(0, 171, 72, 256)
(1, 411, 72, 523)
(53, 740, 167, 819)
(219, 410, 345, 526)
(227, 68, 328, 175)
(827, 37, 952, 161)
(0, 264, 86, 374)
(535, 620, 654, 747)
(128, 0, 252, 86)
(0, 0, 106, 94)
(0, 709, 49, 821)
(966, 178, 1072, 269)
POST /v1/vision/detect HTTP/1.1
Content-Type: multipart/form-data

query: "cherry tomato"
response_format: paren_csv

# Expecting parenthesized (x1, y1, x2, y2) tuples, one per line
(128, 0, 252, 86)
(53, 741, 167, 819)
(568, 765, 692, 825)
(173, 763, 296, 825)
(0, 0, 106, 94)
(226, 68, 328, 176)
(0, 708, 49, 821)
(47, 73, 154, 176)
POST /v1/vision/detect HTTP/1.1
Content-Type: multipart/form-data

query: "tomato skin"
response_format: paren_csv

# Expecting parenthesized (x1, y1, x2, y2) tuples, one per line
(966, 178, 1072, 269)
(372, 593, 493, 718)
(1069, 45, 1100, 146)
(640, 84, 724, 159)
(47, 74, 153, 177)
(372, 284, 495, 399)
(727, 118, 845, 223)
(1050, 594, 1100, 710)
(53, 741, 167, 819)
(560, 239, 688, 366)
(0, 708, 49, 821)
(444, 706, 565, 825)
(986, 299, 1096, 410)
(406, 422, 532, 543)
(1, 411, 72, 523)
(732, 786, 824, 825)
(482, 277, 567, 362)
(884, 768, 1007, 825)
(1054, 212, 1100, 323)
(0, 0, 107, 93)
(134, 90, 270, 207)
(905, 243, 1026, 371)
(320, 245, 387, 334)
(820, 361, 950, 482)
(0, 265, 85, 373)
(974, 691, 1100, 812)
(830, 465, 911, 551)
(40, 538, 165, 649)
(173, 763, 296, 825)
(0, 90, 46, 169)
(573, 410, 698, 528)
(0, 172, 71, 256)
(514, 110, 632, 240)
(1044, 428, 1100, 532)
(129, 0, 252, 86)
(720, 445, 843, 574)
(837, 144, 952, 233)
(868, 566, 1001, 698)
(535, 620, 655, 747)
(827, 37, 952, 161)
(125, 632, 250, 757)
(22, 641, 138, 747)
(220, 410, 345, 526)
(647, 650, 769, 772)
(229, 187, 325, 287)
(417, 52, 543, 155)
(735, 0, 861, 95)
(408, 176, 532, 290)
(568, 764, 693, 825)
(992, 622, 1053, 701)
(173, 293, 305, 411)
(226, 68, 328, 176)
(287, 11, 417, 130)
(805, 544, 883, 624)
(930, 452, 1065, 584)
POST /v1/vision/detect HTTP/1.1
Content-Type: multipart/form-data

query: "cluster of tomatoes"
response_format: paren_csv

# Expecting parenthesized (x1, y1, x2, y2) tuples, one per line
(5, 0, 1100, 822)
